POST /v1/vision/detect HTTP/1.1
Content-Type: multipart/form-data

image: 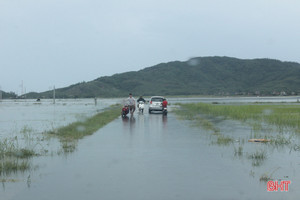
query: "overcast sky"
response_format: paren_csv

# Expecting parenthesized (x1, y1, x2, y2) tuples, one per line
(1, 0, 300, 94)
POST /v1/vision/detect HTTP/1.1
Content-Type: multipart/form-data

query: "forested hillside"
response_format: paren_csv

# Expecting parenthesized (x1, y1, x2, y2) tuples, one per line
(25, 56, 300, 98)
(0, 90, 17, 99)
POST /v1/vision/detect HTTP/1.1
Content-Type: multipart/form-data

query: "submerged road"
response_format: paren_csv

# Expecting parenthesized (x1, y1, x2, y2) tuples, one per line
(7, 110, 296, 200)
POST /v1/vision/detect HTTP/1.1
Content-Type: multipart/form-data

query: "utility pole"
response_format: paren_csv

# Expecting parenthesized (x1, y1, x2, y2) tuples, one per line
(20, 80, 24, 98)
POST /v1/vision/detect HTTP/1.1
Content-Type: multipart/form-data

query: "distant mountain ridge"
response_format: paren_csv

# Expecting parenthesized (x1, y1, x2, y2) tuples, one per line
(25, 56, 300, 98)
(0, 90, 17, 99)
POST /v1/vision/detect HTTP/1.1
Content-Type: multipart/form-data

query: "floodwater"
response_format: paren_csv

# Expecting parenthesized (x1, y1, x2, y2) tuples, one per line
(0, 98, 121, 139)
(1, 97, 300, 200)
(168, 95, 300, 104)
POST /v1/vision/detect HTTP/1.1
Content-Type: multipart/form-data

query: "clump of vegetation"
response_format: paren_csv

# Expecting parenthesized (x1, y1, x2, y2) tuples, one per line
(20, 125, 34, 134)
(0, 138, 36, 176)
(0, 124, 55, 178)
(234, 145, 244, 156)
(248, 150, 267, 160)
(260, 173, 272, 182)
(215, 134, 234, 146)
(12, 148, 36, 159)
(0, 178, 20, 183)
(248, 150, 267, 167)
(269, 135, 292, 146)
(259, 167, 280, 182)
(0, 138, 38, 159)
(0, 160, 30, 176)
(59, 140, 77, 154)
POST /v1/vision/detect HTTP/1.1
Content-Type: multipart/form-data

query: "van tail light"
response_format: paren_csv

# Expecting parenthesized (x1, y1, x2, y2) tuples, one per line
(150, 101, 152, 104)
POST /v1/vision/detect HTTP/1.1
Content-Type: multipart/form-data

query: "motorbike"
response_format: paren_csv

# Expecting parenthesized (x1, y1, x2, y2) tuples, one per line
(138, 101, 145, 113)
(162, 106, 168, 115)
(121, 105, 129, 118)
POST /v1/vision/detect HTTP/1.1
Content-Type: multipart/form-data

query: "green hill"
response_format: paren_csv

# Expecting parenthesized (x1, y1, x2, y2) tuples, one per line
(26, 56, 300, 98)
(0, 90, 17, 99)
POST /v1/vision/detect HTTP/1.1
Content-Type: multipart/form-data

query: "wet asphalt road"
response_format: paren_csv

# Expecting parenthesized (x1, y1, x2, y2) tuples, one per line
(7, 110, 297, 200)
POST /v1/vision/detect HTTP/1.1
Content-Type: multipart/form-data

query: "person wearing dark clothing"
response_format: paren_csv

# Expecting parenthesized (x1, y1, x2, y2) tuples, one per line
(137, 96, 146, 109)
(137, 96, 146, 103)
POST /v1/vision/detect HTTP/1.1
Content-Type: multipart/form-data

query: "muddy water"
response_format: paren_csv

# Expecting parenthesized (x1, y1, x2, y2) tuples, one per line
(3, 109, 300, 200)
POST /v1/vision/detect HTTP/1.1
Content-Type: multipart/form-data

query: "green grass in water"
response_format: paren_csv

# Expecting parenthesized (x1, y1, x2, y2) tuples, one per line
(177, 103, 300, 133)
(0, 160, 30, 176)
(48, 104, 121, 141)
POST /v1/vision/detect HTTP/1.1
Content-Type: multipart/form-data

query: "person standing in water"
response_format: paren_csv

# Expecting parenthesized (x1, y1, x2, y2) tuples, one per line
(127, 93, 136, 115)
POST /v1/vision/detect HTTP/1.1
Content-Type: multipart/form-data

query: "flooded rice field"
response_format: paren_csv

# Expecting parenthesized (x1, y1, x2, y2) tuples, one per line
(0, 98, 121, 139)
(1, 97, 300, 200)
